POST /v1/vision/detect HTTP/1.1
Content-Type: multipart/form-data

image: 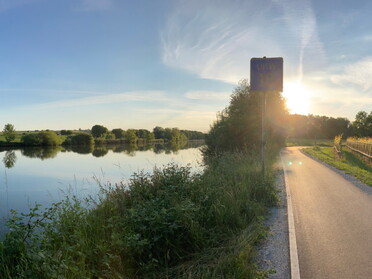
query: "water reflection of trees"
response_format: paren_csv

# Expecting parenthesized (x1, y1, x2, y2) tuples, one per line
(3, 151, 17, 168)
(92, 147, 109, 157)
(64, 145, 94, 154)
(21, 146, 61, 160)
(2, 141, 204, 167)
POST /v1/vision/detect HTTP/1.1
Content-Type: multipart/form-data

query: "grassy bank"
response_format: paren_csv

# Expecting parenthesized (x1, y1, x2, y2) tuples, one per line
(303, 147, 372, 186)
(286, 138, 333, 147)
(0, 151, 277, 278)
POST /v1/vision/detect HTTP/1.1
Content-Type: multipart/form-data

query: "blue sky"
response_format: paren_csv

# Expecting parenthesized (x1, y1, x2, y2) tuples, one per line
(0, 0, 371, 132)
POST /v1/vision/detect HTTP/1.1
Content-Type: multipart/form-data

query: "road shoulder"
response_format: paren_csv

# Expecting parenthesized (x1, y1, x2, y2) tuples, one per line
(256, 168, 290, 278)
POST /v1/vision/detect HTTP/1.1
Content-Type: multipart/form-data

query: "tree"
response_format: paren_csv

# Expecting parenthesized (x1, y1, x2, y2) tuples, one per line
(153, 126, 166, 139)
(112, 128, 125, 139)
(91, 125, 108, 138)
(352, 111, 372, 137)
(126, 129, 138, 143)
(3, 124, 16, 143)
(204, 79, 287, 155)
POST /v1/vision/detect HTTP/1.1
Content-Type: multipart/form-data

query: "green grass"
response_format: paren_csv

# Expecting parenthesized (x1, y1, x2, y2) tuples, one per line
(0, 151, 278, 279)
(303, 147, 372, 186)
(286, 138, 333, 147)
(0, 133, 23, 143)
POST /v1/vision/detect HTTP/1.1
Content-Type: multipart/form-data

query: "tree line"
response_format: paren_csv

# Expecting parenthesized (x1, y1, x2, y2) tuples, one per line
(286, 111, 371, 139)
(0, 124, 205, 147)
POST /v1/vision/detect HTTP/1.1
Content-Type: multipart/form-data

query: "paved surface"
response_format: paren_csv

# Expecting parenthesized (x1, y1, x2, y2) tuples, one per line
(281, 147, 372, 279)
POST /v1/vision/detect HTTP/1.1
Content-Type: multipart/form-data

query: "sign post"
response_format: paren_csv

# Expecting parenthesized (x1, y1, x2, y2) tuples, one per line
(250, 57, 283, 177)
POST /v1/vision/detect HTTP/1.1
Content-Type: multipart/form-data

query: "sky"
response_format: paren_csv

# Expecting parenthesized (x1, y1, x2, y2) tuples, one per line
(0, 0, 371, 132)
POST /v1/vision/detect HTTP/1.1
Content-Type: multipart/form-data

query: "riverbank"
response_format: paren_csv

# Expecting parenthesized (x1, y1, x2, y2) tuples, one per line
(0, 150, 278, 278)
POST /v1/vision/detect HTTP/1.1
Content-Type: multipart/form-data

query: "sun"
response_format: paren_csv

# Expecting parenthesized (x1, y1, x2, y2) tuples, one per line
(282, 82, 310, 115)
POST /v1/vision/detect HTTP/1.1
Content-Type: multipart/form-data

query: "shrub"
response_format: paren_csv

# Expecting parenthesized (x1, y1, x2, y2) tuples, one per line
(66, 133, 94, 146)
(38, 131, 62, 146)
(21, 133, 42, 146)
(21, 131, 62, 146)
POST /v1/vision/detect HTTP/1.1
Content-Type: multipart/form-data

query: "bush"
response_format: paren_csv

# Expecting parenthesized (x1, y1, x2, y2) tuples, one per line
(21, 133, 42, 146)
(65, 133, 94, 146)
(38, 131, 62, 146)
(21, 131, 62, 146)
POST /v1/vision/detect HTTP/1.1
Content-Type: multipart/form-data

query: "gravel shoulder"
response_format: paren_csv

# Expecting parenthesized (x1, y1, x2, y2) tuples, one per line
(256, 167, 290, 278)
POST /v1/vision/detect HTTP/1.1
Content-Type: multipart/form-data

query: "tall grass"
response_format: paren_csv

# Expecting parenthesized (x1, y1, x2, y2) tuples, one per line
(347, 137, 372, 143)
(0, 152, 277, 278)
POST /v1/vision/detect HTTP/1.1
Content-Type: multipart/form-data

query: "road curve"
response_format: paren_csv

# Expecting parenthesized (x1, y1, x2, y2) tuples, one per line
(281, 147, 372, 279)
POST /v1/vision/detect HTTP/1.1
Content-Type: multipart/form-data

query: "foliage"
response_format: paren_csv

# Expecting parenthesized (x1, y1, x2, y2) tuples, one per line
(105, 132, 115, 140)
(0, 151, 278, 278)
(91, 125, 108, 138)
(21, 133, 41, 146)
(112, 128, 125, 139)
(334, 134, 343, 152)
(351, 111, 372, 137)
(125, 129, 138, 143)
(60, 130, 73, 136)
(204, 80, 287, 155)
(153, 126, 166, 139)
(2, 124, 16, 143)
(287, 114, 351, 139)
(21, 131, 61, 146)
(65, 133, 94, 146)
(38, 131, 62, 146)
(180, 130, 205, 140)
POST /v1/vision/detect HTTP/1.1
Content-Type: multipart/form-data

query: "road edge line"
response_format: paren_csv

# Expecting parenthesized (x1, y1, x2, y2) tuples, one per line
(280, 150, 301, 279)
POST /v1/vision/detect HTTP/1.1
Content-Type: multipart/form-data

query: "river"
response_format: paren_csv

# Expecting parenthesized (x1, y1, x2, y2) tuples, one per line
(0, 142, 204, 236)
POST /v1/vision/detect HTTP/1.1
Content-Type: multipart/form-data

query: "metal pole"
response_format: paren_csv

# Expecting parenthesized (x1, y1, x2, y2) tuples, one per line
(261, 91, 266, 176)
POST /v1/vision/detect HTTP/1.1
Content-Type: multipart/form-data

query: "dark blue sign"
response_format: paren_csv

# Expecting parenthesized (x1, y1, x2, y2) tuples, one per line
(250, 57, 283, 92)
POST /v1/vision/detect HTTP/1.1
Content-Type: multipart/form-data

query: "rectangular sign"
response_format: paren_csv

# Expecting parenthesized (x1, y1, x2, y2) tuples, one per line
(250, 57, 283, 92)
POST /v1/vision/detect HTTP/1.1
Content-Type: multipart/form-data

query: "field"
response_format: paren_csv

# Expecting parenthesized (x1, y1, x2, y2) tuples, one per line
(303, 146, 372, 186)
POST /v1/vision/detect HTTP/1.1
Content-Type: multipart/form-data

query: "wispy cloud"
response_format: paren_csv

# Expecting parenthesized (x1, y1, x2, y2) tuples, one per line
(24, 91, 167, 110)
(74, 0, 113, 12)
(273, 0, 326, 81)
(330, 57, 372, 91)
(161, 0, 325, 84)
(185, 90, 230, 101)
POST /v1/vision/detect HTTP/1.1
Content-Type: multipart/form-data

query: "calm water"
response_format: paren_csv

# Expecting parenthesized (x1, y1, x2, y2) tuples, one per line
(0, 142, 204, 236)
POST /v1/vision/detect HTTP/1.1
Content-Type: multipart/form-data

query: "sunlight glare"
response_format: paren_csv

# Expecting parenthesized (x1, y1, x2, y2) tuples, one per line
(282, 82, 310, 115)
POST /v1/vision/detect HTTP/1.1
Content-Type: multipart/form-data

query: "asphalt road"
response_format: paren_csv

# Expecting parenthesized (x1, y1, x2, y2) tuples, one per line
(281, 147, 372, 279)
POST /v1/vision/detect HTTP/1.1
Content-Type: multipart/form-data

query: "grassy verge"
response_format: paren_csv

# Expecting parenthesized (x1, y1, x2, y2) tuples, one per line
(286, 138, 333, 147)
(303, 147, 372, 186)
(0, 151, 277, 278)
